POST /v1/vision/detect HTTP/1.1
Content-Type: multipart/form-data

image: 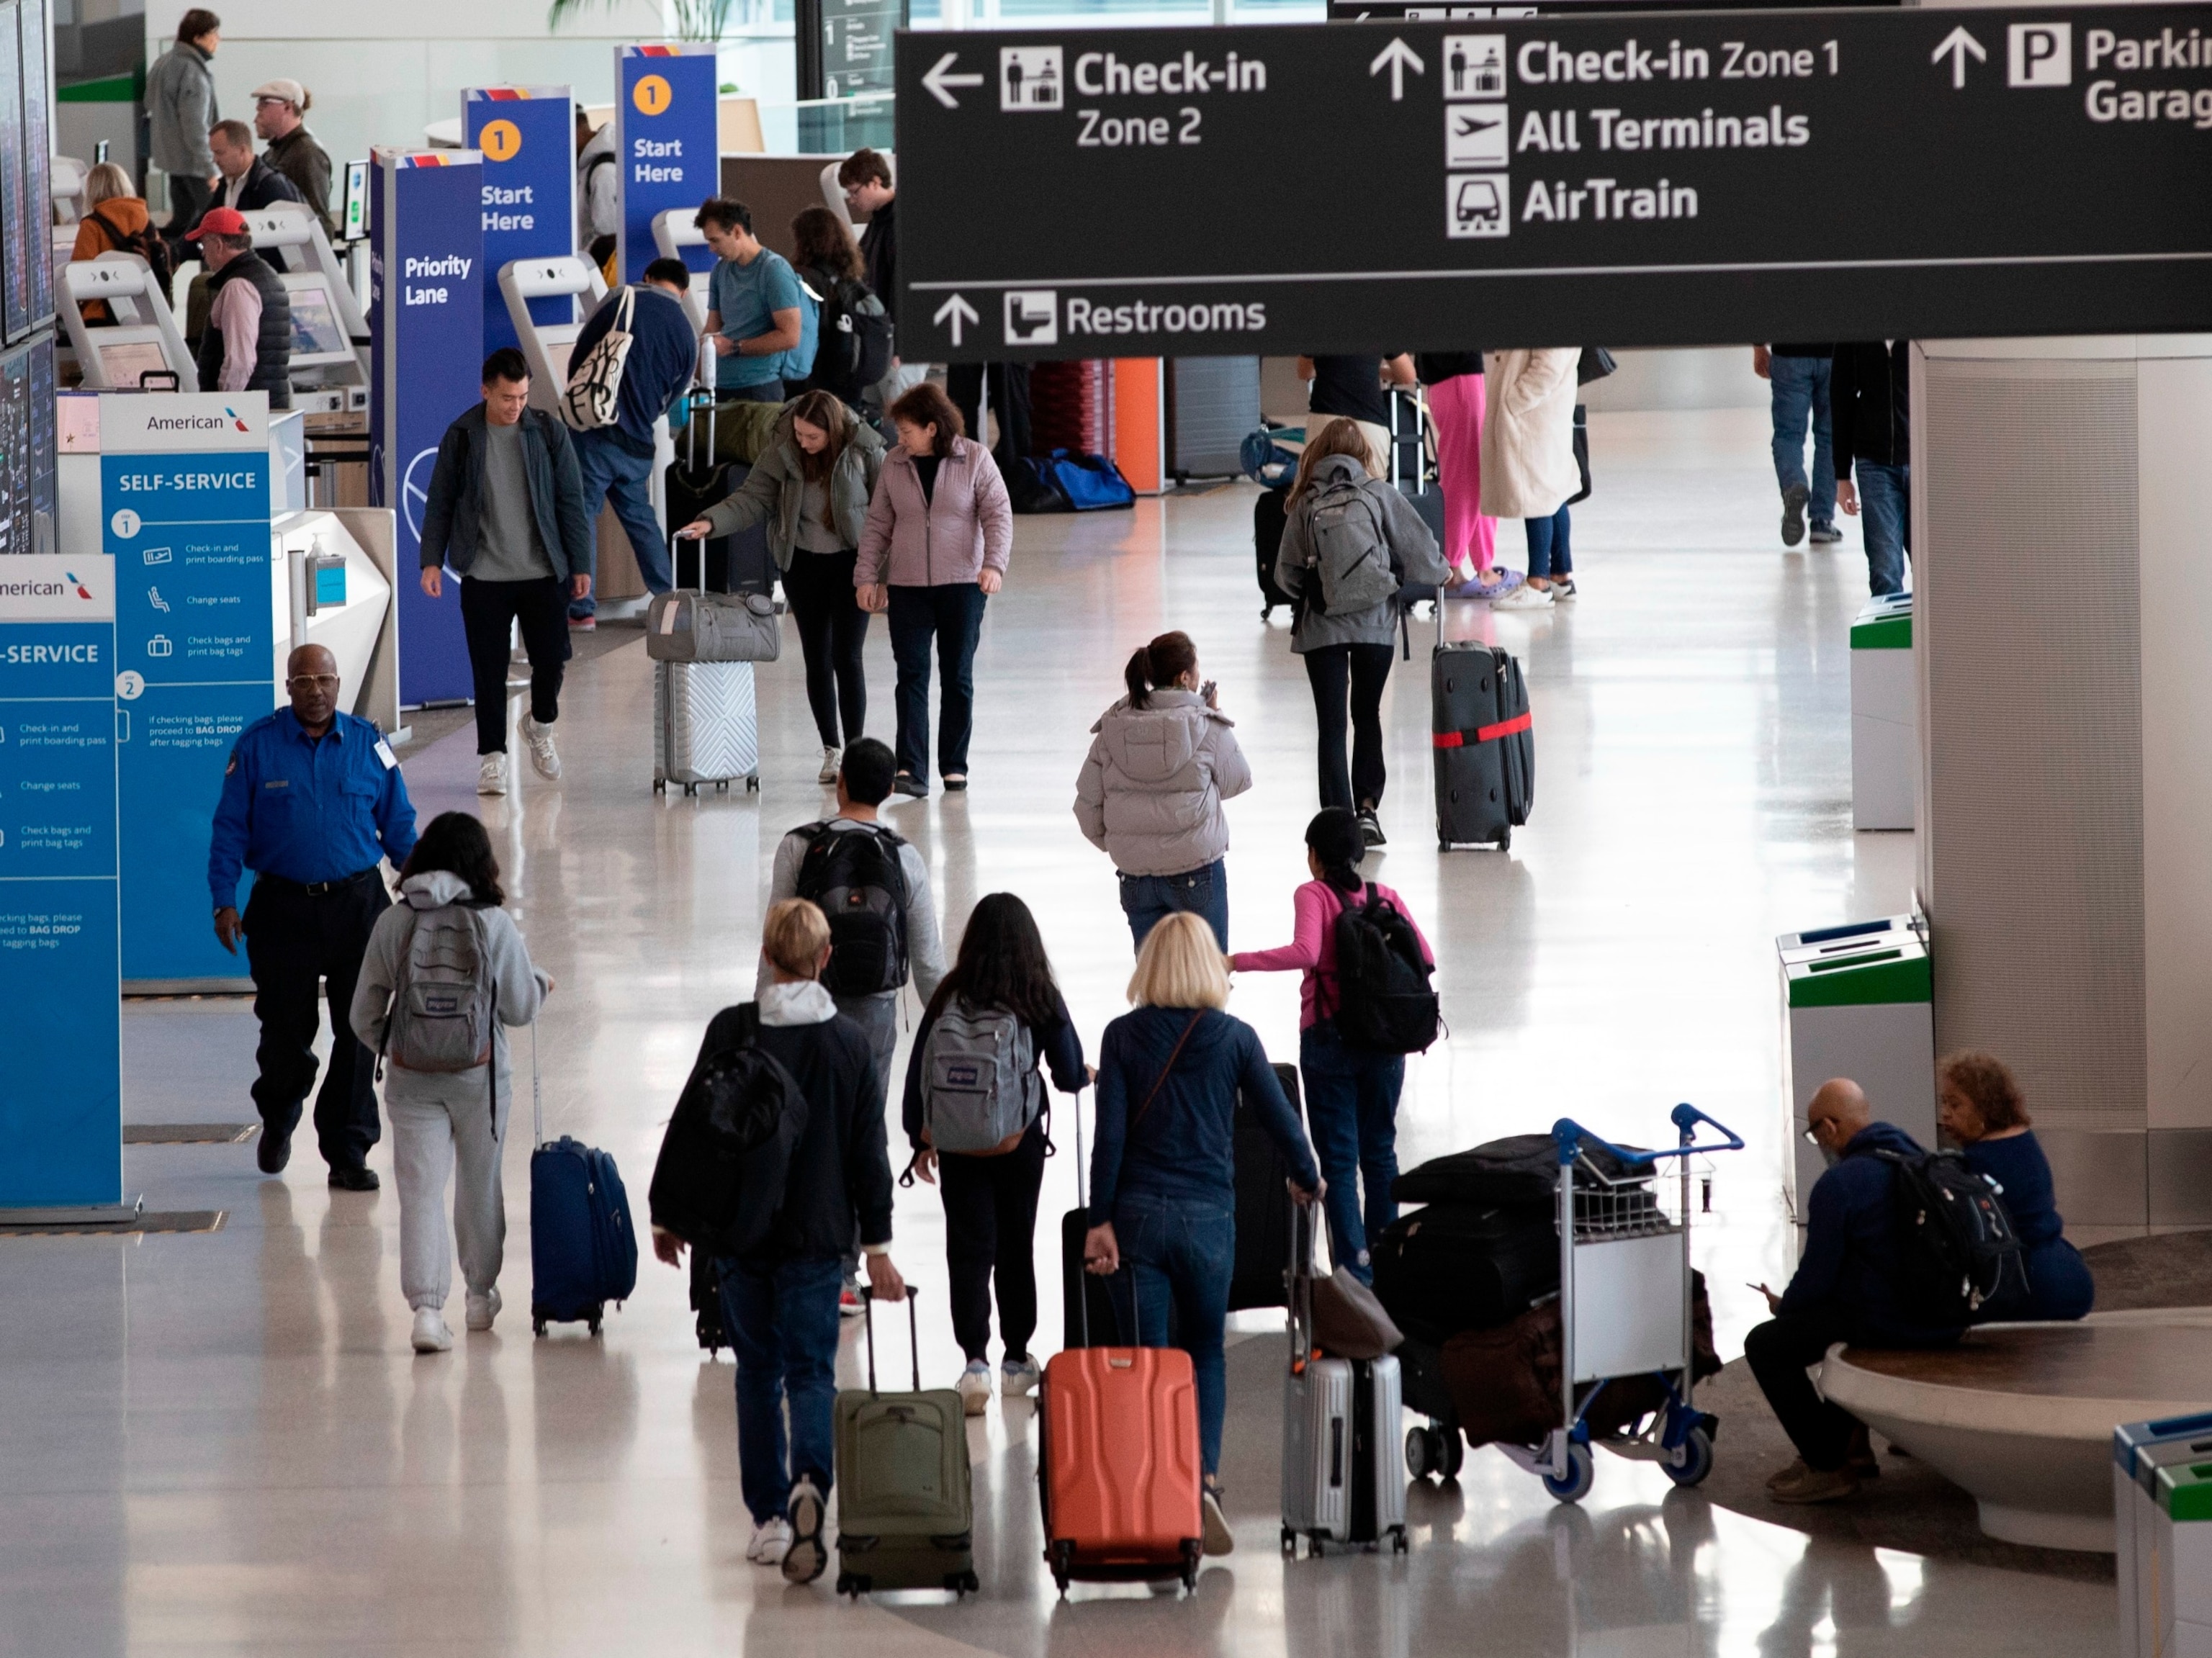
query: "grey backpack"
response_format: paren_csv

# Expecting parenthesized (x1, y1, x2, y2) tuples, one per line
(382, 904, 496, 1073)
(1305, 477, 1401, 616)
(920, 999, 1040, 1155)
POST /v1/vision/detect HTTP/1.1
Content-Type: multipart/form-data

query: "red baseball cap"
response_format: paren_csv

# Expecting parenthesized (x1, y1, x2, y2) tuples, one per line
(186, 207, 251, 240)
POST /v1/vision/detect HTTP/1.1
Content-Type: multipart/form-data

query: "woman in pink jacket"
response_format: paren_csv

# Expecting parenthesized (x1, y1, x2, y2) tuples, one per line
(1228, 807, 1433, 1282)
(857, 382, 1015, 798)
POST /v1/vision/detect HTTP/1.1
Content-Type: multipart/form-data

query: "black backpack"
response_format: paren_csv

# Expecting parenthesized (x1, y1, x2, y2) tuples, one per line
(805, 269, 894, 403)
(796, 822, 910, 997)
(1875, 1148, 2028, 1328)
(647, 1004, 810, 1256)
(1331, 883, 1441, 1054)
(89, 206, 174, 294)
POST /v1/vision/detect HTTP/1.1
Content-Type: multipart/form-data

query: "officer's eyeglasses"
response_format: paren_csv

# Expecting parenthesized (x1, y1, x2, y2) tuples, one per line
(287, 674, 340, 689)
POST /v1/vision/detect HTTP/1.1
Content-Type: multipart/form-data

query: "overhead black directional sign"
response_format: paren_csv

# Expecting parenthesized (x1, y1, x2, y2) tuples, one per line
(896, 6, 2212, 359)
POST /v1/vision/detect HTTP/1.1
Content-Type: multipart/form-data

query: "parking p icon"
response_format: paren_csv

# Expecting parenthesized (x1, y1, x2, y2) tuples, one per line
(2008, 22, 2072, 86)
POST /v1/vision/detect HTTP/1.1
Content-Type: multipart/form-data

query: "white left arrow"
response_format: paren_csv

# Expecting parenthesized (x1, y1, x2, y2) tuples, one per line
(934, 293, 979, 346)
(923, 52, 986, 109)
(1370, 38, 1425, 102)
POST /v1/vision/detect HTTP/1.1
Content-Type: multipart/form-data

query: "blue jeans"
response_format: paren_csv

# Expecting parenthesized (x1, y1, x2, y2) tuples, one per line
(1119, 858, 1228, 953)
(886, 582, 986, 783)
(1299, 1019, 1403, 1283)
(571, 426, 671, 618)
(1768, 356, 1837, 526)
(1525, 503, 1572, 578)
(1855, 461, 1912, 597)
(717, 1253, 844, 1523)
(1115, 1190, 1233, 1478)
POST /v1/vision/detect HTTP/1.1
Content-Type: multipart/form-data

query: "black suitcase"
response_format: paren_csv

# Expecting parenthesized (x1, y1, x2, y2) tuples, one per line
(1254, 486, 1294, 620)
(667, 389, 775, 596)
(1432, 620, 1533, 851)
(1228, 1061, 1303, 1311)
(691, 1252, 729, 1356)
(1370, 1202, 1560, 1346)
(1385, 385, 1434, 488)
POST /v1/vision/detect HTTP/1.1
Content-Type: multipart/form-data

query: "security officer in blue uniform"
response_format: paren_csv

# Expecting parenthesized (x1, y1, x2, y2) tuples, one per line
(210, 644, 418, 1188)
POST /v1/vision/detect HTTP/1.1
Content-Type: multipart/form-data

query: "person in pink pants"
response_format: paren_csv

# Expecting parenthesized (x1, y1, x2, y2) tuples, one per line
(1418, 354, 1513, 597)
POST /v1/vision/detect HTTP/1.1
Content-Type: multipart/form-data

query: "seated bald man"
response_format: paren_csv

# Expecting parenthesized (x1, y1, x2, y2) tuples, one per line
(209, 644, 418, 1187)
(1745, 1077, 1962, 1505)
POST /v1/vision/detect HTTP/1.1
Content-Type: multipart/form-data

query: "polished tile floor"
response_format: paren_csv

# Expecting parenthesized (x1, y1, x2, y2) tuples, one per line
(2, 410, 2111, 1655)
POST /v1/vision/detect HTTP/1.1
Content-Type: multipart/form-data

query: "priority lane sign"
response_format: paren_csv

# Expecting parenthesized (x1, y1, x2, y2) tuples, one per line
(896, 6, 2212, 359)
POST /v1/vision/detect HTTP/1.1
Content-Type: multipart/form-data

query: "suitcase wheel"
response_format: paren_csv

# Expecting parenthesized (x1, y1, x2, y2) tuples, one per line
(588, 1311, 603, 1337)
(746, 774, 760, 792)
(1391, 1526, 1409, 1556)
(1280, 1526, 1297, 1557)
(947, 1569, 979, 1596)
(683, 783, 698, 797)
(1049, 1540, 1074, 1595)
(1497, 826, 1511, 852)
(1405, 1425, 1430, 1480)
(533, 1317, 547, 1338)
(652, 779, 666, 794)
(837, 1572, 867, 1598)
(716, 780, 729, 793)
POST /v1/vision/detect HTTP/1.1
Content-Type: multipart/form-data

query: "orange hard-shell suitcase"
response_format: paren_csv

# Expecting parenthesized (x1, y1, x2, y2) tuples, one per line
(1040, 1087, 1205, 1592)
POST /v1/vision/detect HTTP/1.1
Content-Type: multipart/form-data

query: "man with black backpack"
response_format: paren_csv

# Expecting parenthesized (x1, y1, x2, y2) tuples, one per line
(1745, 1078, 1965, 1505)
(761, 737, 945, 1306)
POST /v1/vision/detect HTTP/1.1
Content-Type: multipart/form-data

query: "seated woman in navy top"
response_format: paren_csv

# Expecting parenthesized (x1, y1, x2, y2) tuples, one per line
(1938, 1050, 2095, 1321)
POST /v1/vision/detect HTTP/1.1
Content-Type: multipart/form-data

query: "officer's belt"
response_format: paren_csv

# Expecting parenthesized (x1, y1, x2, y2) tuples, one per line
(256, 867, 382, 898)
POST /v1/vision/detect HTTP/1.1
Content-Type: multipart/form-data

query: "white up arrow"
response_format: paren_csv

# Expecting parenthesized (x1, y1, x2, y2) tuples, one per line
(1931, 26, 1986, 90)
(1369, 38, 1425, 102)
(922, 53, 986, 109)
(934, 294, 979, 346)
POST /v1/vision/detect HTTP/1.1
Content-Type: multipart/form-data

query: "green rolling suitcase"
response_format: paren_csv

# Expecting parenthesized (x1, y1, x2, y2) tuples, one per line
(832, 1287, 978, 1598)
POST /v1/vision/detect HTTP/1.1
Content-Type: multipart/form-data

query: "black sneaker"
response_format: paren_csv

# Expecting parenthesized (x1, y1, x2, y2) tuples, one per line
(256, 1123, 292, 1174)
(1809, 522, 1844, 545)
(328, 1165, 380, 1191)
(1356, 807, 1387, 848)
(1780, 482, 1809, 547)
(783, 1476, 828, 1584)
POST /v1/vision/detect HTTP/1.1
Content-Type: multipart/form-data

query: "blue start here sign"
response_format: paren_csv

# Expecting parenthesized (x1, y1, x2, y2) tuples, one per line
(465, 87, 577, 355)
(617, 45, 719, 284)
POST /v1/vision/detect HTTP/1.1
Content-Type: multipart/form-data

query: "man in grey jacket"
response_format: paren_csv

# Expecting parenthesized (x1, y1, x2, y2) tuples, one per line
(145, 9, 222, 250)
(418, 349, 595, 798)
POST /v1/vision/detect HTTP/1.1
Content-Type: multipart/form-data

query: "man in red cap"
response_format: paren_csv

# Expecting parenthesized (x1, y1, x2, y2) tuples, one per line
(186, 207, 292, 409)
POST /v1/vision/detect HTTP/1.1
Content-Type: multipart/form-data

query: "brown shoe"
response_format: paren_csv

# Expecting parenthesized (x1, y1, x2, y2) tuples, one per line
(1770, 1463, 1860, 1505)
(1766, 1459, 1809, 1492)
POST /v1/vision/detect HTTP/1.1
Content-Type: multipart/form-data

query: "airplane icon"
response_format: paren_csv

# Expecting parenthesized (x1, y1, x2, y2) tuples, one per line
(1445, 105, 1509, 168)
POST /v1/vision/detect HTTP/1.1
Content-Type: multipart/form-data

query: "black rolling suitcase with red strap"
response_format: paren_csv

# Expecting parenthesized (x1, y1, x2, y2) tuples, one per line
(1432, 607, 1532, 851)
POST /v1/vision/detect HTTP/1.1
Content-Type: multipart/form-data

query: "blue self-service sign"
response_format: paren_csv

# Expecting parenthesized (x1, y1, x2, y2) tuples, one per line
(369, 148, 485, 707)
(617, 45, 719, 283)
(465, 87, 577, 355)
(100, 394, 279, 987)
(0, 556, 122, 1209)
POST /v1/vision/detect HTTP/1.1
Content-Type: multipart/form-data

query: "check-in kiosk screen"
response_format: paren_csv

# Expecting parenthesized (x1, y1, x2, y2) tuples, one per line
(289, 284, 351, 361)
(99, 341, 175, 390)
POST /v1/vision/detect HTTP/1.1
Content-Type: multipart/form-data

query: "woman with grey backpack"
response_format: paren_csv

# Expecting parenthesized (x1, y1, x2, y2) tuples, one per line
(350, 812, 549, 1355)
(1274, 418, 1450, 847)
(902, 893, 1087, 1415)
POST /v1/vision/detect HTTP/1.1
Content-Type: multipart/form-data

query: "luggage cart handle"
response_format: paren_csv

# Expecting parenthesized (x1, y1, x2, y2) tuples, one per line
(1551, 1107, 1744, 1168)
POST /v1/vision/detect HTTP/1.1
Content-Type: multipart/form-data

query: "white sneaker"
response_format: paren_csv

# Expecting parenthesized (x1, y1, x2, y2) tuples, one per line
(746, 1516, 793, 1564)
(518, 713, 562, 780)
(477, 753, 508, 796)
(818, 745, 842, 785)
(410, 1307, 453, 1353)
(1491, 582, 1555, 611)
(1002, 1355, 1041, 1398)
(957, 1359, 992, 1417)
(783, 1478, 829, 1584)
(464, 1287, 501, 1332)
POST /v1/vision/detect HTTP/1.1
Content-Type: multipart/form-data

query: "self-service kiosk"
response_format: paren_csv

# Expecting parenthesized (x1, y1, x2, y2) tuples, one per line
(233, 202, 373, 416)
(498, 253, 608, 405)
(59, 253, 197, 391)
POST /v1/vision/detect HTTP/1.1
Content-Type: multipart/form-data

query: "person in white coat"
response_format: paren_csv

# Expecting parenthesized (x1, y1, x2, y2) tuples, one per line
(1075, 630, 1252, 952)
(351, 811, 549, 1354)
(1479, 347, 1583, 610)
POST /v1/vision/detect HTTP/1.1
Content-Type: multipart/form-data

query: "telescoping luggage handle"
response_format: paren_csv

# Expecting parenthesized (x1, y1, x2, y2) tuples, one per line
(860, 1283, 925, 1395)
(1286, 1192, 1326, 1377)
(1070, 1083, 1149, 1351)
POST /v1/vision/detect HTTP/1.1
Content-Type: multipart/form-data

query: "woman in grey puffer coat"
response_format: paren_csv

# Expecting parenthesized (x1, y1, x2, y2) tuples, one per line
(1074, 630, 1252, 952)
(679, 389, 886, 783)
(1274, 418, 1451, 845)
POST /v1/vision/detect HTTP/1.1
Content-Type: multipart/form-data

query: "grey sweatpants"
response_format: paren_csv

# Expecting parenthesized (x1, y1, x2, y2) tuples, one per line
(835, 990, 900, 1276)
(390, 1073, 507, 1310)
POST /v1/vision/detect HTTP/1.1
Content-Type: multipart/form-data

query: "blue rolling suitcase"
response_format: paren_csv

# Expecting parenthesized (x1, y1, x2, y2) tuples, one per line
(527, 1028, 639, 1335)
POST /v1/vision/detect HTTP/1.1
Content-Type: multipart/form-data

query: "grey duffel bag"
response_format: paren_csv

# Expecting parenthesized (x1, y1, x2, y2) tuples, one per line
(645, 590, 781, 663)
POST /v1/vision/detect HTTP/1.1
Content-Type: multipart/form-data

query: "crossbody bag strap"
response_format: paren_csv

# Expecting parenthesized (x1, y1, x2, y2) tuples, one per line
(1128, 1009, 1205, 1137)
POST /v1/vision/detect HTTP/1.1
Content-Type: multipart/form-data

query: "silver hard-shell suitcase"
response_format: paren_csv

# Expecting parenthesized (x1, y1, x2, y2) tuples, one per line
(1282, 1206, 1409, 1556)
(652, 658, 760, 795)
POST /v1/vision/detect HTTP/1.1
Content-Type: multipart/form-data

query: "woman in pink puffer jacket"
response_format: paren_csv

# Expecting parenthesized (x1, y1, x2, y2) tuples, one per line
(856, 382, 1015, 798)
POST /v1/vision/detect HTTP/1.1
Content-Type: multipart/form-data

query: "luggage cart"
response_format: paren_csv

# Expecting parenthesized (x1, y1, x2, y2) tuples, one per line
(1498, 1102, 1743, 1505)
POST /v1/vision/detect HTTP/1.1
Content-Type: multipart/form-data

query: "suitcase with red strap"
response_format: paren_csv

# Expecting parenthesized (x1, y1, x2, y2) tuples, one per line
(1432, 610, 1533, 851)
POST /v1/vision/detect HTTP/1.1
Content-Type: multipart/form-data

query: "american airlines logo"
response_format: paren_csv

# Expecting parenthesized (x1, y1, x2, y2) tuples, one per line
(145, 413, 234, 432)
(0, 579, 89, 598)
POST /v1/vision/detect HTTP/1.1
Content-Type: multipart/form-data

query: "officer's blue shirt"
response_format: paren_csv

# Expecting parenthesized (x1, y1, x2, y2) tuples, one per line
(208, 710, 418, 910)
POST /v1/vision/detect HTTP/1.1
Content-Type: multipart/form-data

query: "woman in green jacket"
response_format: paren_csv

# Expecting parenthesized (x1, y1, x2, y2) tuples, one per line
(678, 389, 887, 783)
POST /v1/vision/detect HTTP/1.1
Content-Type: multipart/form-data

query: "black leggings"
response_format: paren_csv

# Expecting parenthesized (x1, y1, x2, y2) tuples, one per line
(781, 548, 869, 747)
(1303, 642, 1395, 811)
(939, 1117, 1048, 1362)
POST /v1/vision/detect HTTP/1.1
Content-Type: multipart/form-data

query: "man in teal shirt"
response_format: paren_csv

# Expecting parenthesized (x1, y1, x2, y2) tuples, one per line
(696, 197, 803, 402)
